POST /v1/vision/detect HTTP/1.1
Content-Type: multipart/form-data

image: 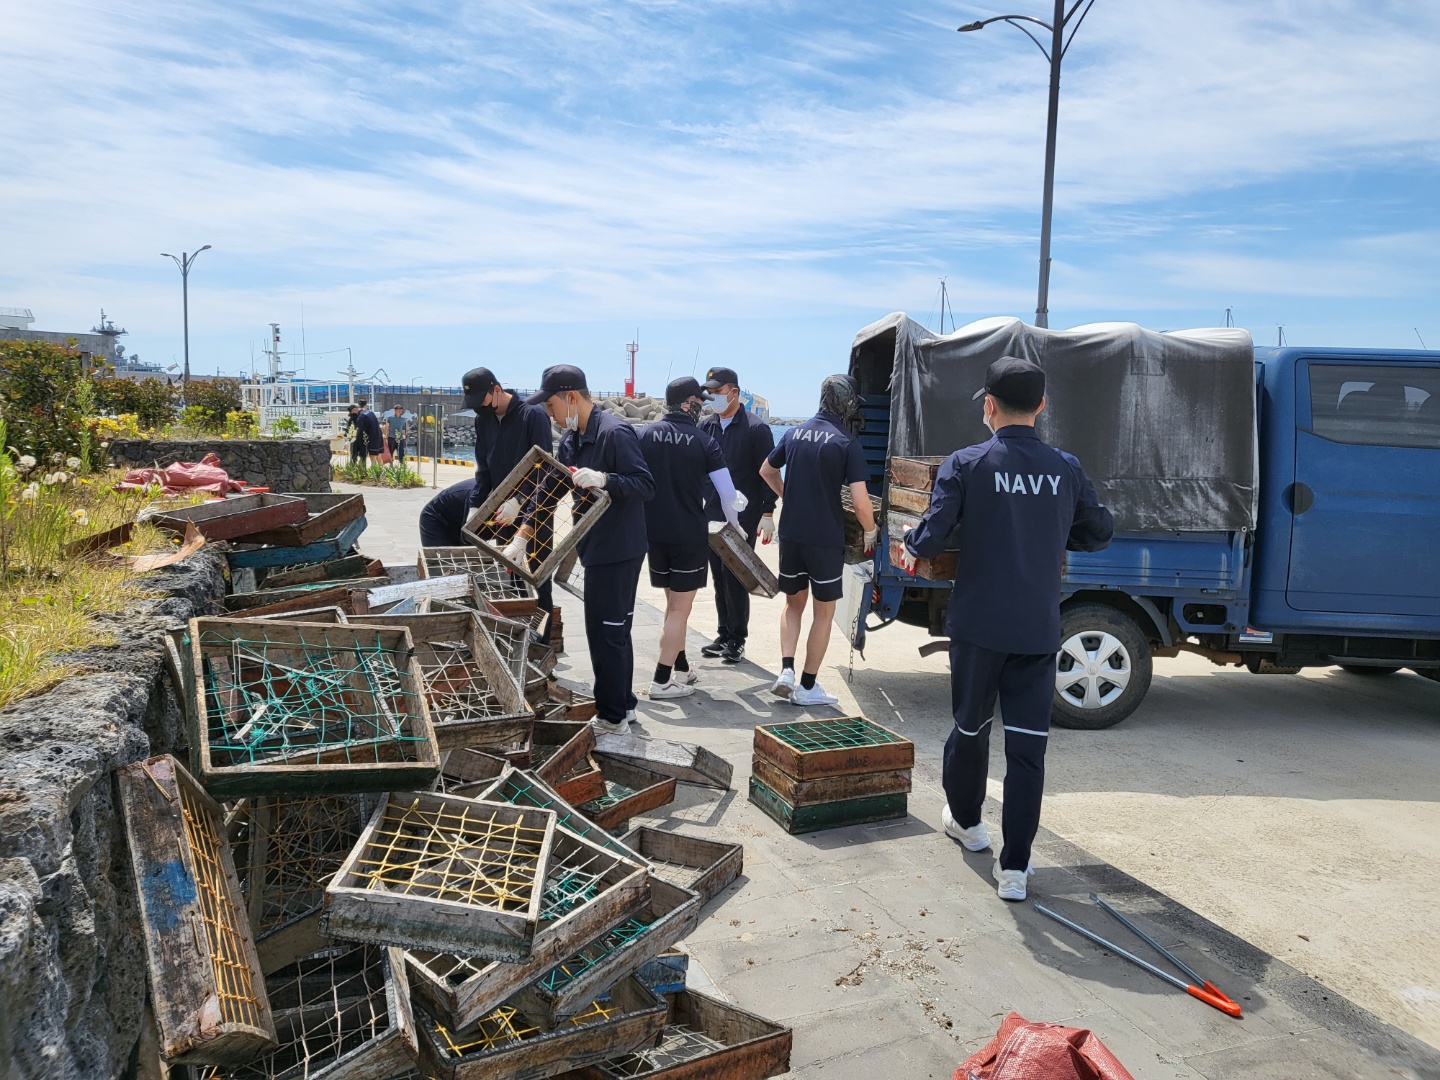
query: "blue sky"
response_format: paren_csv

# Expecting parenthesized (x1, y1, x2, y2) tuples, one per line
(4, 1, 1439, 414)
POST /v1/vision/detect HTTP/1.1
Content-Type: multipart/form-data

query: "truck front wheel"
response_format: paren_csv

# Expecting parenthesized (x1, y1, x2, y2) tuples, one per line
(1052, 604, 1153, 730)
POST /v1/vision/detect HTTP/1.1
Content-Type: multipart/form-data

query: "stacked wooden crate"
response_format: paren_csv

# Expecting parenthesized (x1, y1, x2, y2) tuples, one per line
(748, 717, 914, 834)
(886, 455, 957, 580)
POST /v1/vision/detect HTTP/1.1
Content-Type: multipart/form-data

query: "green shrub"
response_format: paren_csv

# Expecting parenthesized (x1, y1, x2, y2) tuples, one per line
(183, 378, 244, 430)
(0, 340, 100, 469)
(91, 370, 178, 430)
(272, 415, 300, 438)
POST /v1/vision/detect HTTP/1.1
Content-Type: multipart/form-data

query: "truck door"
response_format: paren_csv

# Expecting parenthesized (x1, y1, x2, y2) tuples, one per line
(1287, 359, 1440, 616)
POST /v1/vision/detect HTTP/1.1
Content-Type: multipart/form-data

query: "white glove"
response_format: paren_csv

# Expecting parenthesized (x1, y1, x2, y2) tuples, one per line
(731, 490, 749, 514)
(863, 527, 879, 555)
(896, 527, 918, 574)
(571, 467, 607, 490)
(494, 497, 521, 526)
(757, 515, 775, 545)
(502, 535, 528, 565)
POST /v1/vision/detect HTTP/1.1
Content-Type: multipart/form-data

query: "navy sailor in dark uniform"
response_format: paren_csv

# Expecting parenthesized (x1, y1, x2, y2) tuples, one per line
(900, 356, 1113, 901)
(759, 375, 877, 708)
(698, 366, 776, 665)
(640, 377, 743, 701)
(527, 365, 655, 734)
(457, 366, 557, 637)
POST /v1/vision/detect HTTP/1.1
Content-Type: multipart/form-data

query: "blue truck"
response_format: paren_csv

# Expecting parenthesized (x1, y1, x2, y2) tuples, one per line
(851, 323, 1440, 729)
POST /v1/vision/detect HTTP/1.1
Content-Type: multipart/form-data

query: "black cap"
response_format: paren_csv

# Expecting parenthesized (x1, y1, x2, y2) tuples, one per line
(702, 366, 739, 390)
(666, 376, 704, 406)
(972, 356, 1045, 411)
(462, 366, 499, 410)
(525, 364, 588, 406)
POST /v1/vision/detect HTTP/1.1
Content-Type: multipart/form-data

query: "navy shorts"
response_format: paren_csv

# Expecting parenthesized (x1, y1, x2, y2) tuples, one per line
(778, 542, 845, 602)
(648, 542, 710, 592)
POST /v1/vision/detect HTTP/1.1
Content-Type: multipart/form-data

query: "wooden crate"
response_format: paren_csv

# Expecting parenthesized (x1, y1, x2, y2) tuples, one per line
(750, 756, 911, 807)
(531, 720, 597, 789)
(341, 611, 532, 752)
(473, 767, 651, 868)
(577, 989, 792, 1080)
(888, 455, 945, 491)
(365, 574, 473, 610)
(242, 793, 367, 975)
(577, 759, 678, 832)
(188, 618, 441, 798)
(325, 793, 557, 962)
(153, 493, 308, 543)
(405, 824, 650, 1028)
(748, 776, 907, 835)
(593, 733, 734, 791)
(474, 611, 536, 690)
(468, 559, 541, 618)
(840, 487, 881, 564)
(546, 680, 597, 721)
(249, 605, 347, 624)
(886, 484, 933, 515)
(706, 521, 778, 598)
(116, 755, 276, 1064)
(258, 553, 381, 590)
(887, 535, 957, 581)
(225, 515, 368, 570)
(617, 828, 743, 908)
(518, 876, 700, 1023)
(633, 950, 689, 997)
(418, 546, 502, 580)
(553, 753, 607, 807)
(187, 944, 417, 1080)
(434, 748, 514, 795)
(752, 716, 913, 782)
(222, 584, 361, 618)
(461, 445, 613, 587)
(231, 492, 366, 548)
(417, 978, 665, 1080)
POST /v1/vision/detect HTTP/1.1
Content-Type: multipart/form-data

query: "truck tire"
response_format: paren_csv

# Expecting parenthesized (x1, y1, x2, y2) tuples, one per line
(1052, 604, 1153, 730)
(1339, 665, 1402, 676)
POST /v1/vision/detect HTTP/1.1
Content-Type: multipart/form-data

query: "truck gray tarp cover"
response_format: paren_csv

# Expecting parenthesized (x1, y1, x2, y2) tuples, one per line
(850, 314, 1256, 532)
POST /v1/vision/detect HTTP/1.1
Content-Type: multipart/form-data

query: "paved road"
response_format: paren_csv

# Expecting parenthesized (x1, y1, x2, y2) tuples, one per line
(345, 470, 1440, 1070)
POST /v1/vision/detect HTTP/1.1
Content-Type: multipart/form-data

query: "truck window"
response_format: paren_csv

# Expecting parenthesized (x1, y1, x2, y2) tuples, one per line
(1308, 363, 1440, 450)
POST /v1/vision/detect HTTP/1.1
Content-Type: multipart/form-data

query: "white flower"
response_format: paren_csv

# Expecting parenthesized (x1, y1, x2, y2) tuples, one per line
(71, 509, 89, 525)
(17, 455, 35, 471)
(41, 473, 55, 485)
(66, 457, 81, 470)
(20, 484, 38, 502)
(53, 471, 69, 484)
(50, 452, 64, 465)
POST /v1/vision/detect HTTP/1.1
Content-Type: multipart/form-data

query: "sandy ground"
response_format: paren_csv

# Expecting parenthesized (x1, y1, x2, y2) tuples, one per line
(348, 465, 1440, 1050)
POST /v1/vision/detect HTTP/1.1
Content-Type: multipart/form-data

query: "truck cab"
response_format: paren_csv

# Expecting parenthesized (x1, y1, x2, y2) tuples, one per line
(855, 329, 1440, 729)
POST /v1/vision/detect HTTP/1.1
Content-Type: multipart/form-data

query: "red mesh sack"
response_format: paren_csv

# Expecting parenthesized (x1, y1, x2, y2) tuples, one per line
(955, 1012, 1135, 1080)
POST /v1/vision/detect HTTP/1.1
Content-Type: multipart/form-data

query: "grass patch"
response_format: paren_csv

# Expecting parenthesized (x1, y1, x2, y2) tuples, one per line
(331, 458, 428, 488)
(0, 440, 205, 709)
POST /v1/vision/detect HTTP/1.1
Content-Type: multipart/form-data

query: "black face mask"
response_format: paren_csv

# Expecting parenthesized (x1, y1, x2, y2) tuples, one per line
(681, 399, 703, 420)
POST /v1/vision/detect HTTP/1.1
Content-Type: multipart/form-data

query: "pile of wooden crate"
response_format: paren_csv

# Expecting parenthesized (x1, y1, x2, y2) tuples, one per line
(126, 604, 785, 1078)
(884, 455, 957, 580)
(748, 716, 914, 834)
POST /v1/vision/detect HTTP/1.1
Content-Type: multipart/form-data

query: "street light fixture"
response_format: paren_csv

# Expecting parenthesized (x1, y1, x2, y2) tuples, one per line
(959, 1, 1096, 328)
(160, 245, 212, 401)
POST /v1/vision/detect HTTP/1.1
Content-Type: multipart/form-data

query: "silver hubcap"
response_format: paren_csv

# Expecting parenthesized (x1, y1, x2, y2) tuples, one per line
(1056, 630, 1132, 710)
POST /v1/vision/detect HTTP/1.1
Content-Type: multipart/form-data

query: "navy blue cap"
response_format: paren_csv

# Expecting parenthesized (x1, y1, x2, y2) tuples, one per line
(526, 364, 588, 406)
(973, 356, 1045, 411)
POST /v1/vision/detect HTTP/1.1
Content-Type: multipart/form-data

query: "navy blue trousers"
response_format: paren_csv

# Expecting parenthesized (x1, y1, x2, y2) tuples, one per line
(584, 556, 643, 722)
(943, 639, 1056, 872)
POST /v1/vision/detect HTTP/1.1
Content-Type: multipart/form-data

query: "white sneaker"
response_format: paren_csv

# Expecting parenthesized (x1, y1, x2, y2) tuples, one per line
(649, 679, 695, 699)
(993, 862, 1035, 902)
(770, 668, 796, 699)
(593, 716, 627, 735)
(941, 805, 991, 851)
(625, 709, 637, 724)
(789, 682, 839, 707)
(675, 669, 700, 686)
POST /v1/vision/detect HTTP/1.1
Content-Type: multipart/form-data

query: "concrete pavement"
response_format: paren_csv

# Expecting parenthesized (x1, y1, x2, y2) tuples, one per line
(340, 469, 1440, 1077)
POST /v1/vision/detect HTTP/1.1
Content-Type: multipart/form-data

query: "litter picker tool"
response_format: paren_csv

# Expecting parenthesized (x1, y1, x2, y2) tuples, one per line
(1090, 892, 1239, 1012)
(1034, 901, 1242, 1018)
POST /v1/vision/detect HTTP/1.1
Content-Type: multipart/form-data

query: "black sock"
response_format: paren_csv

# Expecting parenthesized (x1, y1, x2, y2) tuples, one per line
(674, 651, 689, 672)
(654, 663, 673, 684)
(782, 656, 795, 671)
(800, 671, 817, 690)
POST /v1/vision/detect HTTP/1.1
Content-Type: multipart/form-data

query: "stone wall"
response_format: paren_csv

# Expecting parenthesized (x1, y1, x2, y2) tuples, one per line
(0, 550, 226, 1080)
(107, 438, 332, 493)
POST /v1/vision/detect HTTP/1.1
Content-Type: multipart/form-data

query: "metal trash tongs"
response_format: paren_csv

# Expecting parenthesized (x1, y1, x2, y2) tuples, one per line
(1034, 893, 1243, 1018)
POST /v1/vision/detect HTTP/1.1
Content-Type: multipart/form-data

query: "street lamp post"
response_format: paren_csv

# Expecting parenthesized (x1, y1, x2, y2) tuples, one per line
(959, 1, 1095, 328)
(161, 245, 212, 401)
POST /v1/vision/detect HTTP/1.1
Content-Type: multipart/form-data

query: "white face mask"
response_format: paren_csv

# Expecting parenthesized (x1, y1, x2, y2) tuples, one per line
(564, 412, 579, 432)
(705, 392, 729, 411)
